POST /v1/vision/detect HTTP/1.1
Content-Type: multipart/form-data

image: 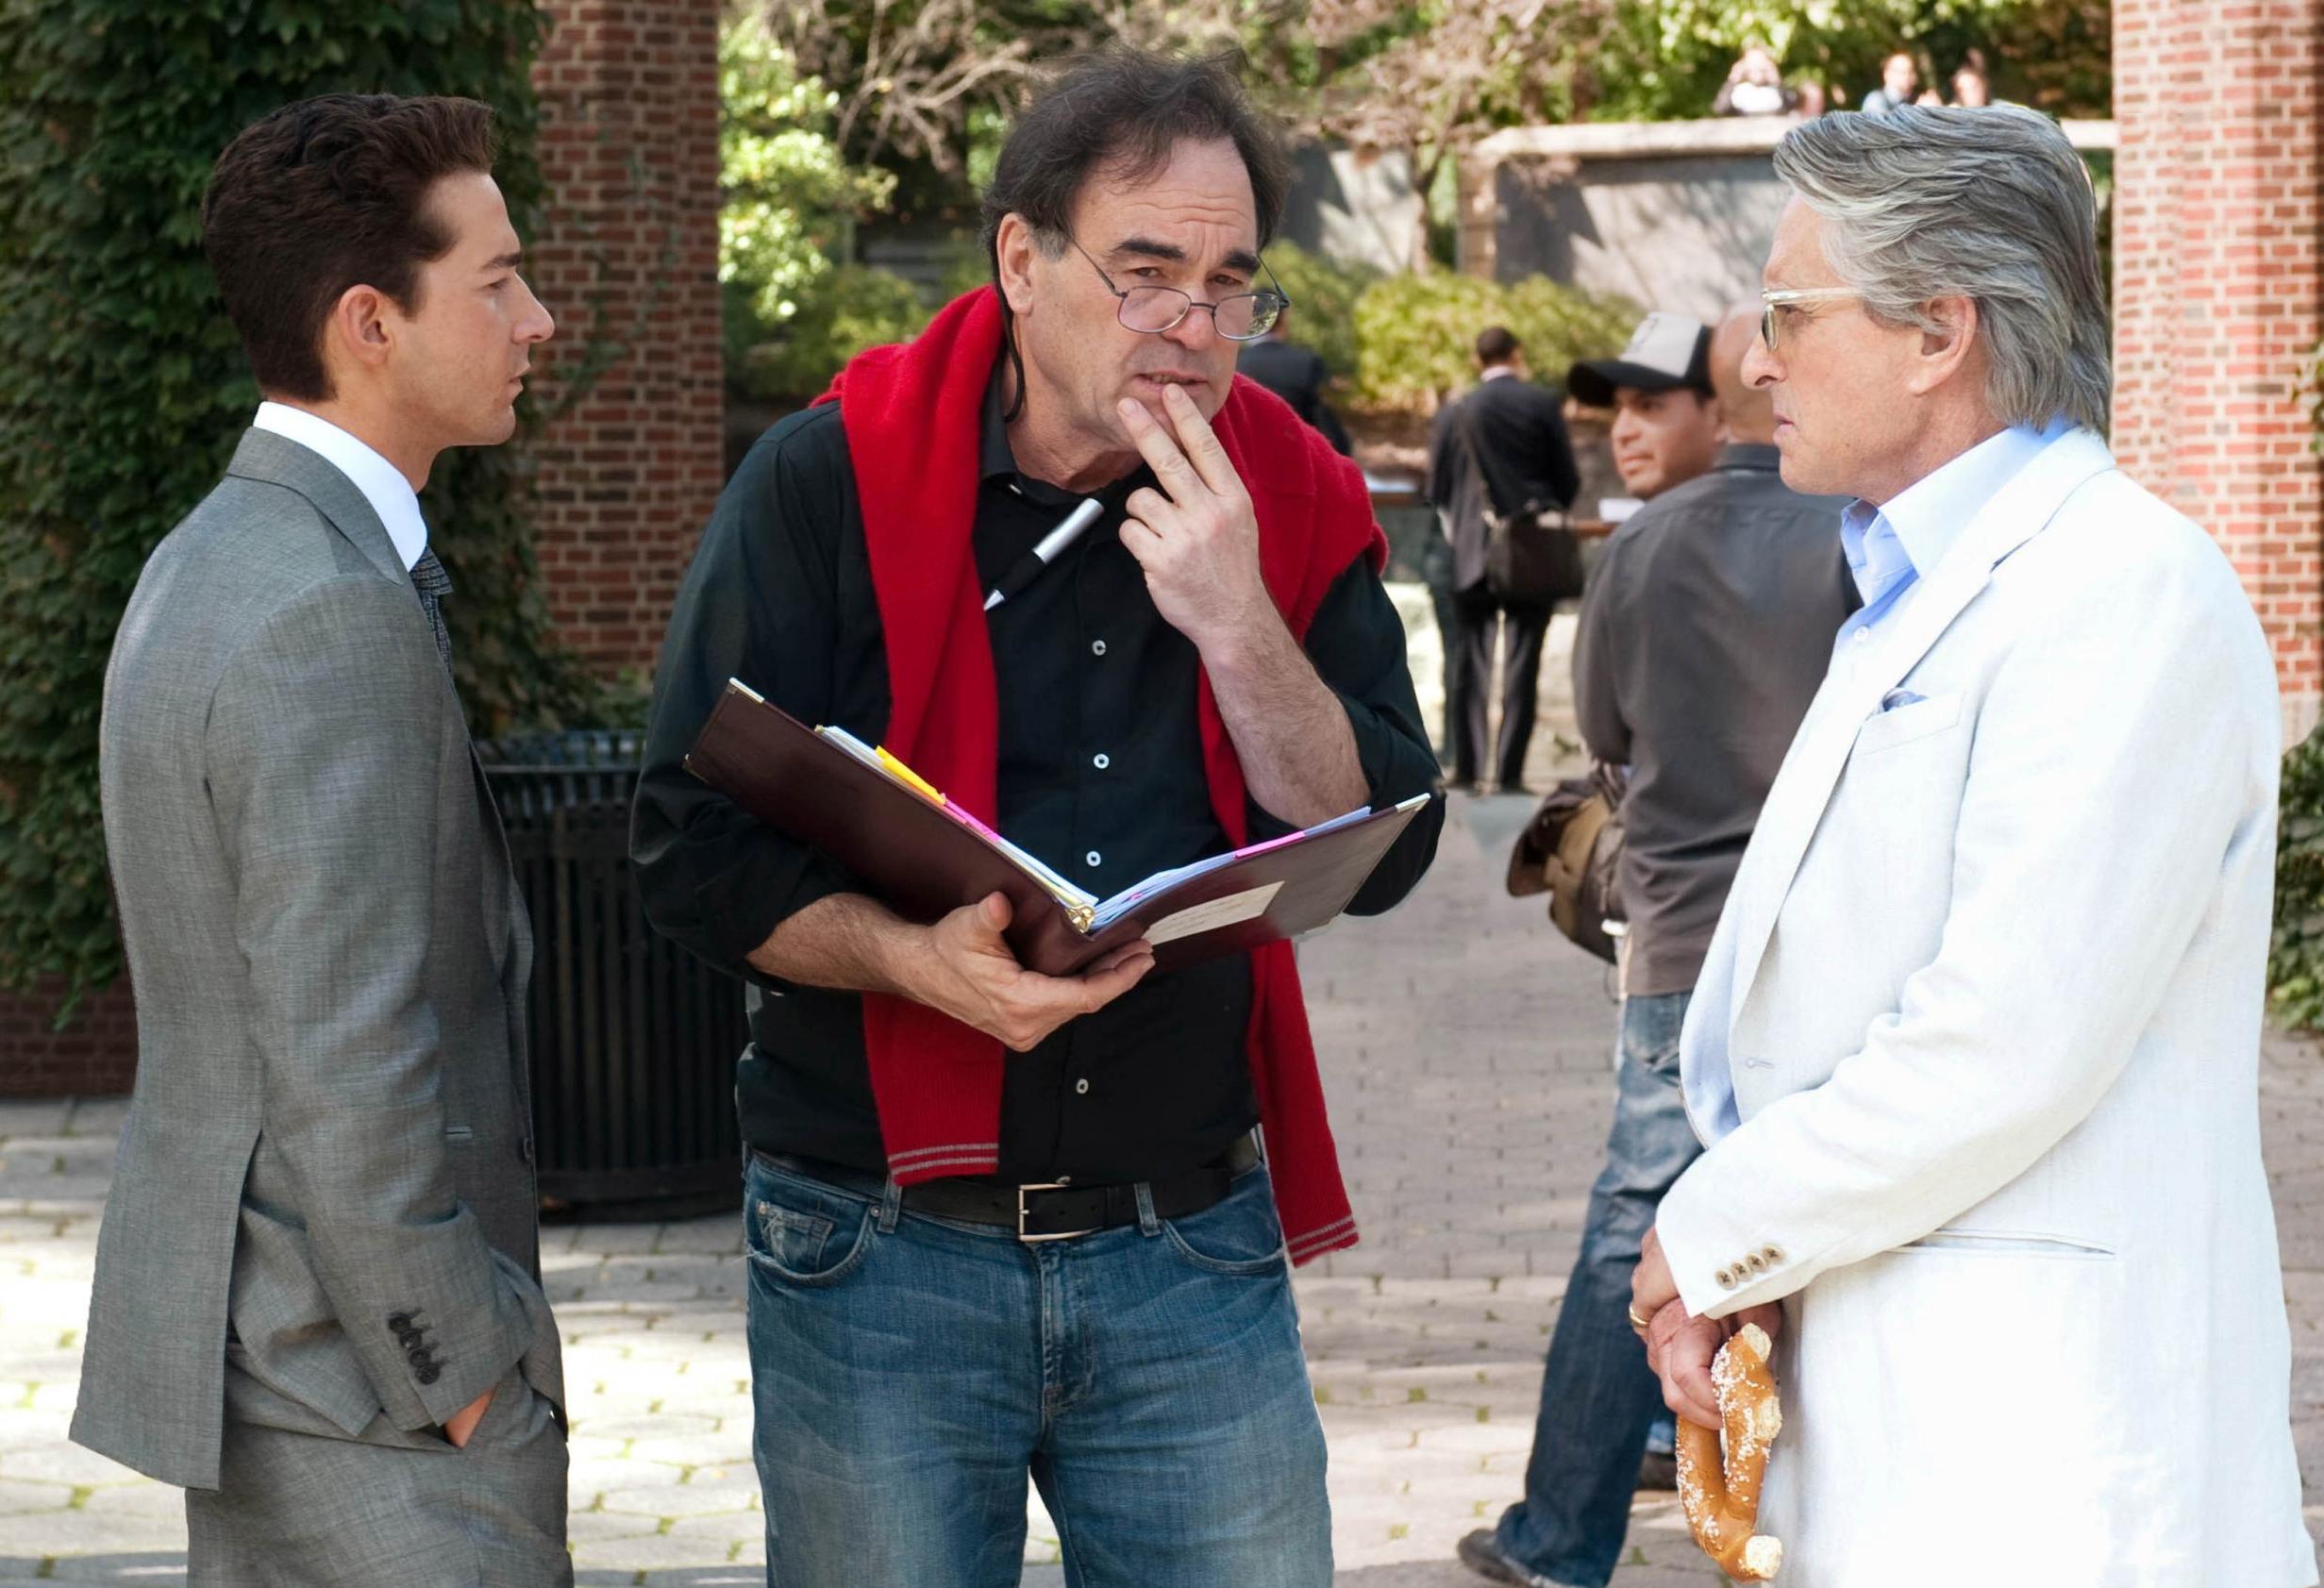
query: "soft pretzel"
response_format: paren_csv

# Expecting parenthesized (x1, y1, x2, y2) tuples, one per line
(1675, 1321, 1784, 1580)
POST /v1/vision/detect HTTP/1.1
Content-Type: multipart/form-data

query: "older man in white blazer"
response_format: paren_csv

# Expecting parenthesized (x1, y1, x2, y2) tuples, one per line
(1628, 105, 2316, 1587)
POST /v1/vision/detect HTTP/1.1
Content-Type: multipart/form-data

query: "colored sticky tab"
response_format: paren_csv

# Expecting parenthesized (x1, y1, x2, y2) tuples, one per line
(872, 746, 944, 806)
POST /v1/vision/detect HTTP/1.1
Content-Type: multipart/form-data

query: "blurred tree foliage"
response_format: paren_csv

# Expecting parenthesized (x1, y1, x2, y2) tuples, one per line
(1352, 270, 1637, 411)
(721, 9, 898, 329)
(722, 0, 2109, 401)
(1577, 0, 2110, 121)
(0, 0, 590, 1010)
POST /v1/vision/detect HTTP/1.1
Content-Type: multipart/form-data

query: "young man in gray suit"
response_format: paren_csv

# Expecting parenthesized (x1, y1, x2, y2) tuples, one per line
(74, 94, 567, 1585)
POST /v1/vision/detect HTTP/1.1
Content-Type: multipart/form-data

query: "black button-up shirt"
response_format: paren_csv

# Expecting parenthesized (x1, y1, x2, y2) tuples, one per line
(632, 361, 1444, 1183)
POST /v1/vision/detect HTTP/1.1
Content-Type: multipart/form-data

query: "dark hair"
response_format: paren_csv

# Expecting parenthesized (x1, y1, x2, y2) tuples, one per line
(980, 48, 1291, 416)
(1475, 326, 1522, 365)
(202, 93, 499, 401)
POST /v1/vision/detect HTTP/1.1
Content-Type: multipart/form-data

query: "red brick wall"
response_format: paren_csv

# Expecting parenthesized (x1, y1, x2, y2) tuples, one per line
(2113, 0, 2324, 741)
(527, 0, 726, 675)
(0, 980, 137, 1099)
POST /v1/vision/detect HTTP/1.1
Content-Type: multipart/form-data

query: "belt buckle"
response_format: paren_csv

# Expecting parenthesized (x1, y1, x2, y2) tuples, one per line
(1016, 1181, 1094, 1244)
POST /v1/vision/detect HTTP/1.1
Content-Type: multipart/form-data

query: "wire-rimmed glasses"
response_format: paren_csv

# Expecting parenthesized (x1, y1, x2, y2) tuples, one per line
(1760, 288, 1862, 351)
(1070, 237, 1290, 342)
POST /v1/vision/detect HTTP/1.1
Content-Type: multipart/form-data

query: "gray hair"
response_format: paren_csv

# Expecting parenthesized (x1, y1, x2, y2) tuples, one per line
(1771, 105, 2110, 433)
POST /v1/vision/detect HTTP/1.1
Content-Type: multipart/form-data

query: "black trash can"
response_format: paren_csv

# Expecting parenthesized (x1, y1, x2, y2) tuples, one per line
(480, 730, 745, 1221)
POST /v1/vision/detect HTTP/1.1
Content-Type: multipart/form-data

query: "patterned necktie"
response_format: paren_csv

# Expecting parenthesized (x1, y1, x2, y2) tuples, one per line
(410, 546, 454, 673)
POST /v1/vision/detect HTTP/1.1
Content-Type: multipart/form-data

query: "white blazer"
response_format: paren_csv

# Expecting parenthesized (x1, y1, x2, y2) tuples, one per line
(1658, 428, 2316, 1587)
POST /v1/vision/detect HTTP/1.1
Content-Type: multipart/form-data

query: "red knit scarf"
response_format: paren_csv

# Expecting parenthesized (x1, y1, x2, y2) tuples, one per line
(817, 287, 1379, 1263)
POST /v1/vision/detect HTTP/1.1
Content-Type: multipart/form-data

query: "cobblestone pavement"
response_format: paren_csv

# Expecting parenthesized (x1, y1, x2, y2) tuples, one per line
(5, 604, 2324, 1582)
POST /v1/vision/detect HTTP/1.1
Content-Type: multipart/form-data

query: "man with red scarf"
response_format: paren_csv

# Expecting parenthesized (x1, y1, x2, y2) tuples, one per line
(633, 49, 1442, 1585)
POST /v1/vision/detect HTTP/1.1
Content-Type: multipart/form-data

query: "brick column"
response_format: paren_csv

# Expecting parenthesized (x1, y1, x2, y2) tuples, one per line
(527, 0, 725, 675)
(2113, 0, 2324, 742)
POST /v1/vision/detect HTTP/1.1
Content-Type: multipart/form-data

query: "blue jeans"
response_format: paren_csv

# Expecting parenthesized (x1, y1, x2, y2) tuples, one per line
(742, 1151, 1331, 1587)
(1495, 990, 1702, 1587)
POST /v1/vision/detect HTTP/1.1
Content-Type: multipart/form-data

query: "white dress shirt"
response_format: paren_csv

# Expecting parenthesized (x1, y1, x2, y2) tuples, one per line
(251, 401, 428, 572)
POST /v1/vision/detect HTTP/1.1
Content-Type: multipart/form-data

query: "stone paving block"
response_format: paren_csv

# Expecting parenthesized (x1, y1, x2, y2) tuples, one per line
(572, 1412, 720, 1446)
(566, 1507, 662, 1544)
(619, 1429, 754, 1469)
(0, 1508, 186, 1558)
(600, 1474, 762, 1518)
(75, 1482, 178, 1520)
(0, 1442, 143, 1488)
(0, 1479, 72, 1517)
(668, 1507, 763, 1540)
(655, 1218, 745, 1255)
(0, 1105, 68, 1139)
(47, 1558, 188, 1586)
(577, 1529, 754, 1575)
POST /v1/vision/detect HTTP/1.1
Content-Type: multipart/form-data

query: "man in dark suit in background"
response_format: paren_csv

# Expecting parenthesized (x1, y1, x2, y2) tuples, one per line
(1425, 326, 1581, 793)
(1236, 305, 1352, 455)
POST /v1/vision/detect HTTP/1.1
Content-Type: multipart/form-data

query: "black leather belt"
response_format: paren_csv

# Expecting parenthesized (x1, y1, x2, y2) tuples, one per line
(756, 1133, 1262, 1243)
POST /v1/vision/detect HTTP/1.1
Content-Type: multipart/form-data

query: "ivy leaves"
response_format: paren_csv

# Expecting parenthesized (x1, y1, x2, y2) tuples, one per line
(0, 0, 590, 1010)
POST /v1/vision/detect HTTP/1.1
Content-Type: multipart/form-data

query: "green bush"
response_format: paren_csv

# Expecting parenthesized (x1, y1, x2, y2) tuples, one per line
(1262, 241, 1379, 387)
(733, 262, 929, 402)
(1352, 270, 1639, 411)
(0, 0, 588, 1011)
(2271, 729, 2324, 1029)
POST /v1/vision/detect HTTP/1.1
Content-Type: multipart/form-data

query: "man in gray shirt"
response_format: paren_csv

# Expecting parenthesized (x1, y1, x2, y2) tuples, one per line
(1461, 309, 1855, 1588)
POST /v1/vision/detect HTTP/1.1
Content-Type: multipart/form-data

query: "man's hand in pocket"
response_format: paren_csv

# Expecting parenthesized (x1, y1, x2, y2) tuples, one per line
(443, 1387, 493, 1447)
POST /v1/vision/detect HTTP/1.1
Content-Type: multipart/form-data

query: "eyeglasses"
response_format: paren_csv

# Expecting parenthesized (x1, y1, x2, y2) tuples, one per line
(1760, 288, 1862, 351)
(1070, 237, 1290, 342)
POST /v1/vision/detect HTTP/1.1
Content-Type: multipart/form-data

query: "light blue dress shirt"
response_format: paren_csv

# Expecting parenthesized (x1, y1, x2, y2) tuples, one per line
(1835, 415, 2074, 653)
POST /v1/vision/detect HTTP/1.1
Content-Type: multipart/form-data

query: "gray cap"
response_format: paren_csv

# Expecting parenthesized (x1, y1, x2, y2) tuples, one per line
(1566, 311, 1714, 407)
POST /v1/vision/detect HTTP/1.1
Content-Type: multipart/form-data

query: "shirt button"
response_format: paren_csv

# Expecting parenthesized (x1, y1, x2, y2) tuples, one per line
(1091, 639, 1107, 657)
(1075, 1078, 1090, 1095)
(1086, 850, 1102, 868)
(1093, 753, 1110, 771)
(1852, 628, 1869, 646)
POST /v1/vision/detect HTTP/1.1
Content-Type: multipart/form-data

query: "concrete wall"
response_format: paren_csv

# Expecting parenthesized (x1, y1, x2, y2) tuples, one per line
(1279, 142, 1427, 275)
(1461, 118, 2115, 323)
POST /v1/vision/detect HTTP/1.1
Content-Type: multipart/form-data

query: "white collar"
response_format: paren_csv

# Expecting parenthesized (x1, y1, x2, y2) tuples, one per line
(1850, 417, 2071, 582)
(1480, 365, 1519, 382)
(251, 401, 428, 572)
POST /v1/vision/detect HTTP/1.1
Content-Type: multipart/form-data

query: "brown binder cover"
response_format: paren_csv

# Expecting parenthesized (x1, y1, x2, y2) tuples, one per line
(681, 680, 1430, 978)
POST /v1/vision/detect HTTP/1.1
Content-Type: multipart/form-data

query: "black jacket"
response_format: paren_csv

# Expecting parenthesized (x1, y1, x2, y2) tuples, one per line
(1425, 374, 1580, 593)
(1236, 338, 1352, 455)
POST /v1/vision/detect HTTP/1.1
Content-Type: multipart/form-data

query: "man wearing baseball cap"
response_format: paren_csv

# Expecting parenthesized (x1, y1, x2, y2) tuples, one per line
(1567, 311, 1726, 503)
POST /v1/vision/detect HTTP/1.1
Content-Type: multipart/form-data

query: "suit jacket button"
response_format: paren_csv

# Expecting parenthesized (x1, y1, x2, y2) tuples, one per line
(1745, 1253, 1767, 1273)
(1714, 1267, 1736, 1289)
(416, 1363, 441, 1385)
(388, 1312, 413, 1332)
(1762, 1245, 1785, 1264)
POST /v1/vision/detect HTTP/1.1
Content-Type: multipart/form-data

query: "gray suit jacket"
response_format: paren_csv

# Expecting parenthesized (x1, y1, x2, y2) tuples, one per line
(73, 428, 560, 1490)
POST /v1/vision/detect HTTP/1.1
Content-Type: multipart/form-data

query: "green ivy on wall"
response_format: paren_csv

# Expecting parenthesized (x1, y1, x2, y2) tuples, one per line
(0, 0, 595, 1013)
(2271, 731, 2324, 1030)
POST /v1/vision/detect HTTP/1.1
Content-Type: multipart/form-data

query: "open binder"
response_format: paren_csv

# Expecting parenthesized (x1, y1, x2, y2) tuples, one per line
(682, 679, 1432, 978)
